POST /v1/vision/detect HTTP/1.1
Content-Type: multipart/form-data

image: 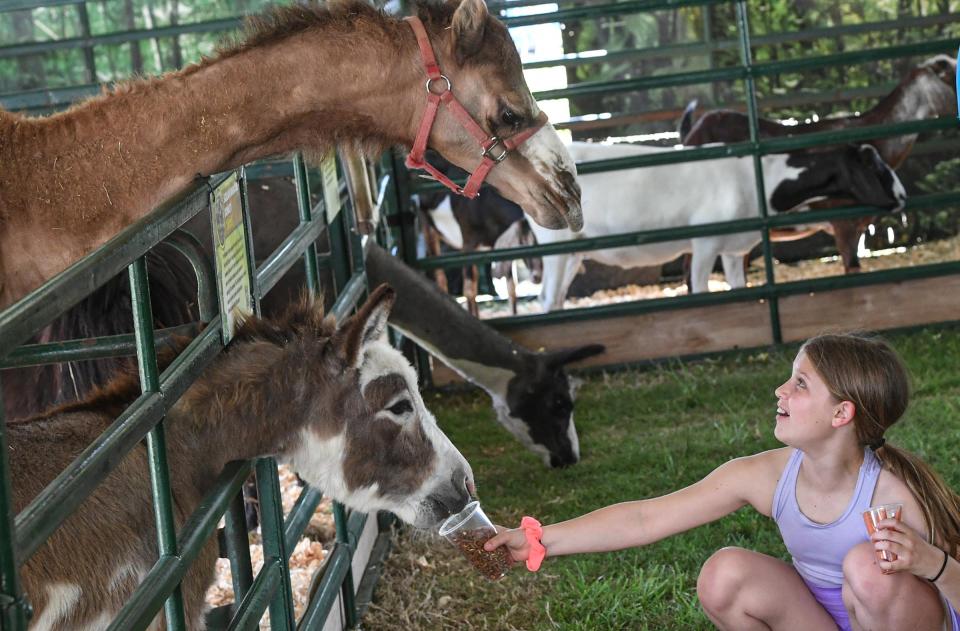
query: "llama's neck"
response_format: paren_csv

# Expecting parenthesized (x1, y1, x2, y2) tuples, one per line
(0, 15, 422, 308)
(364, 243, 527, 392)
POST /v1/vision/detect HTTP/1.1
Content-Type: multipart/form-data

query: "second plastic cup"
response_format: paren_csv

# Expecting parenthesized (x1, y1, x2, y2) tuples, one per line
(862, 503, 903, 572)
(438, 501, 511, 581)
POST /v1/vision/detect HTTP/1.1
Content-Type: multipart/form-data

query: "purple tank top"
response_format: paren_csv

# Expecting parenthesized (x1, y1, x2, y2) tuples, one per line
(772, 448, 881, 587)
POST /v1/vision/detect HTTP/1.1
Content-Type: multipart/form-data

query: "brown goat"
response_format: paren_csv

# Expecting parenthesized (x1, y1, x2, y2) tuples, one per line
(10, 285, 473, 630)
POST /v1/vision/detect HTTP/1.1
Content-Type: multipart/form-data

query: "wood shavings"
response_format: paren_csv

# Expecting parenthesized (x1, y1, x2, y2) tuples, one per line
(204, 465, 337, 626)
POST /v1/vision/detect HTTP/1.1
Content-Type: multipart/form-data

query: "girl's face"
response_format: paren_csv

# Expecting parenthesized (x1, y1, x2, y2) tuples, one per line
(773, 351, 843, 446)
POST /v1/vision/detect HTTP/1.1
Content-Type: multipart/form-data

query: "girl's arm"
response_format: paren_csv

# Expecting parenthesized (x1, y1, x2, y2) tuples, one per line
(487, 448, 787, 561)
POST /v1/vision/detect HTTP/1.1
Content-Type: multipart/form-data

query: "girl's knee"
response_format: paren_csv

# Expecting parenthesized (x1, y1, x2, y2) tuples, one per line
(842, 542, 897, 605)
(697, 547, 753, 611)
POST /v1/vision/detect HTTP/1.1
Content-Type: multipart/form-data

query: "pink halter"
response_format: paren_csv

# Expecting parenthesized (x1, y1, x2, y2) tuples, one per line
(404, 16, 547, 198)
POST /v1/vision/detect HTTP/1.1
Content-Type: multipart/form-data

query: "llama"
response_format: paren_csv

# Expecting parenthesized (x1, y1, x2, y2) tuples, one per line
(0, 0, 582, 311)
(532, 141, 907, 311)
(10, 285, 474, 630)
(365, 242, 603, 467)
(679, 54, 957, 273)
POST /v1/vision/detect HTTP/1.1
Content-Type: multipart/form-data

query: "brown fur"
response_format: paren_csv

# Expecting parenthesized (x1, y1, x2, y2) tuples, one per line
(0, 0, 555, 310)
(10, 287, 463, 629)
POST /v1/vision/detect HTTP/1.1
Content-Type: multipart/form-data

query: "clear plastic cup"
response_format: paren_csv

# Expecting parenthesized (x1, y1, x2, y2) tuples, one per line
(438, 501, 511, 581)
(863, 503, 903, 572)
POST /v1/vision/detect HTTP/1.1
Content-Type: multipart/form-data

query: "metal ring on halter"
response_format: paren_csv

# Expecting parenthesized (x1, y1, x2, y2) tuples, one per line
(425, 75, 452, 95)
(481, 137, 508, 163)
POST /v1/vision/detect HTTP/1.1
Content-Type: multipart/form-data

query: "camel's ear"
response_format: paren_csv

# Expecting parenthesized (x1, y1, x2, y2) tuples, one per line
(450, 0, 488, 65)
(336, 284, 396, 368)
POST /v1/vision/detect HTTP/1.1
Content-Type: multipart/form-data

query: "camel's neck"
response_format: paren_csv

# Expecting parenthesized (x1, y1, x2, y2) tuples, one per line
(0, 15, 423, 308)
(364, 243, 527, 392)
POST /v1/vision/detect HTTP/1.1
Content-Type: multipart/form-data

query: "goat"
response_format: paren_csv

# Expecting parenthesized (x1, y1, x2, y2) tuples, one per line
(679, 54, 957, 273)
(531, 141, 906, 311)
(420, 164, 542, 315)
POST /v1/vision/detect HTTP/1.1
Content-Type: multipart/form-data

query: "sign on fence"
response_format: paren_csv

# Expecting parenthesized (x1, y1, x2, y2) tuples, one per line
(210, 172, 253, 343)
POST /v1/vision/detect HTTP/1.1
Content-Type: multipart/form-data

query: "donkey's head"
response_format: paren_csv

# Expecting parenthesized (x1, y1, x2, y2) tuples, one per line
(285, 285, 474, 529)
(414, 0, 582, 231)
(497, 344, 605, 467)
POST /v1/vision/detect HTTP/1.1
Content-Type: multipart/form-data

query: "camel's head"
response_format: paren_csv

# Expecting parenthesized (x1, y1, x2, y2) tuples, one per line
(410, 0, 582, 231)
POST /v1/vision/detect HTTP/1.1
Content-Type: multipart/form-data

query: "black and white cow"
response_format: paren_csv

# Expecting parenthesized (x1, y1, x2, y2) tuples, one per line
(531, 141, 907, 310)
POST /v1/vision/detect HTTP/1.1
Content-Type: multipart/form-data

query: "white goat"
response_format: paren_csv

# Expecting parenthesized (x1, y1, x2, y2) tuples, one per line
(531, 141, 907, 311)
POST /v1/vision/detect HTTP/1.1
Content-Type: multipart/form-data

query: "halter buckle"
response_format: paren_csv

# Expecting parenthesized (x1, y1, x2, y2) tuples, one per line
(482, 137, 508, 163)
(425, 75, 452, 95)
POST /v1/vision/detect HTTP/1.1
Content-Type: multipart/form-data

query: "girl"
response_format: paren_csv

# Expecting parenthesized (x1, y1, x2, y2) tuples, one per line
(486, 333, 960, 630)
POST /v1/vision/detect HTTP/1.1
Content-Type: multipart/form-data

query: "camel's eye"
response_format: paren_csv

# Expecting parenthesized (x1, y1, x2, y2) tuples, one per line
(501, 108, 521, 128)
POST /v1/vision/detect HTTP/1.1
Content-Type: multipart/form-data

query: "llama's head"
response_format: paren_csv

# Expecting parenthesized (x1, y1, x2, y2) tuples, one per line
(285, 285, 474, 529)
(496, 344, 605, 468)
(413, 0, 582, 231)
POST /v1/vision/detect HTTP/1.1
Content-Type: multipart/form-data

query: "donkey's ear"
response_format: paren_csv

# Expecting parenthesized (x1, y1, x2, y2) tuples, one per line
(450, 0, 488, 65)
(545, 343, 605, 369)
(336, 284, 396, 368)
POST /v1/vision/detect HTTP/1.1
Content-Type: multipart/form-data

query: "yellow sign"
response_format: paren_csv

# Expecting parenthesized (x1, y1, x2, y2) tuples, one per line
(210, 172, 253, 343)
(321, 150, 341, 223)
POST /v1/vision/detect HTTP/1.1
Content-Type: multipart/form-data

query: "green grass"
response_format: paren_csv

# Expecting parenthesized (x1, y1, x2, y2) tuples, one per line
(363, 325, 960, 630)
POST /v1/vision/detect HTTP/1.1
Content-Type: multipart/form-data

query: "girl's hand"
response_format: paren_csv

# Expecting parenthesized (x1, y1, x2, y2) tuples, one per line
(870, 518, 945, 579)
(484, 525, 530, 564)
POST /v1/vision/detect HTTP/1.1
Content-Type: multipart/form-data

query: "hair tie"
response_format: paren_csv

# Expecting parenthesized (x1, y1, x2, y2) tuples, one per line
(929, 548, 949, 583)
(870, 437, 886, 451)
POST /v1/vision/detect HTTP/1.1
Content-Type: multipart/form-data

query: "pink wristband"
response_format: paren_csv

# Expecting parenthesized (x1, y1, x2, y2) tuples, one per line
(520, 516, 546, 572)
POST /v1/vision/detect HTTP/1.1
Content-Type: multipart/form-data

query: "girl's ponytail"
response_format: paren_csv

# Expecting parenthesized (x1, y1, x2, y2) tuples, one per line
(875, 444, 960, 556)
(803, 333, 960, 556)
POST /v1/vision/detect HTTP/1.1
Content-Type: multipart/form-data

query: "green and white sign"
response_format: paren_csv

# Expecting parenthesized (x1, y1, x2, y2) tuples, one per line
(209, 172, 253, 343)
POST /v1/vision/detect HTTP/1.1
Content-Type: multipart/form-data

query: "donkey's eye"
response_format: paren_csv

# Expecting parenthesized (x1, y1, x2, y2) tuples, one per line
(387, 400, 413, 416)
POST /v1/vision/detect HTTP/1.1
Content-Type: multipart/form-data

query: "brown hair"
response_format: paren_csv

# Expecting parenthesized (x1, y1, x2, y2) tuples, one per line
(802, 332, 960, 557)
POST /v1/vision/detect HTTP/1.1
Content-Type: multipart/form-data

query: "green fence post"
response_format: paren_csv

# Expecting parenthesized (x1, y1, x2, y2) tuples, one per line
(735, 0, 782, 344)
(255, 458, 296, 630)
(0, 382, 29, 631)
(129, 256, 188, 630)
(294, 154, 322, 297)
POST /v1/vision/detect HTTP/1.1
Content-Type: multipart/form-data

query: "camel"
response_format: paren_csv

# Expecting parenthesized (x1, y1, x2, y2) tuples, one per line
(0, 0, 581, 311)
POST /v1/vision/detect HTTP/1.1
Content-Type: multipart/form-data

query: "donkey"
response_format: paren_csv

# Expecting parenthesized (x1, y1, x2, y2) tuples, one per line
(0, 0, 581, 311)
(10, 285, 473, 630)
(679, 54, 957, 273)
(531, 141, 906, 310)
(365, 243, 603, 467)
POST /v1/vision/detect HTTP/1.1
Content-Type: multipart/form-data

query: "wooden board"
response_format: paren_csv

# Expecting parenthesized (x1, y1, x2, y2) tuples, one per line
(429, 274, 960, 387)
(431, 299, 773, 385)
(779, 274, 960, 343)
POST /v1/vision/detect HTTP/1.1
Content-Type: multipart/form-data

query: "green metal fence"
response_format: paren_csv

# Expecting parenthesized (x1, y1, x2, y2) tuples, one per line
(0, 144, 402, 628)
(397, 0, 960, 368)
(0, 2, 415, 627)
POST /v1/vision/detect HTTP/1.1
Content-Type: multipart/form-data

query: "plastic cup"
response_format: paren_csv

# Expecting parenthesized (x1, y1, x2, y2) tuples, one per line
(438, 501, 511, 581)
(863, 503, 903, 572)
